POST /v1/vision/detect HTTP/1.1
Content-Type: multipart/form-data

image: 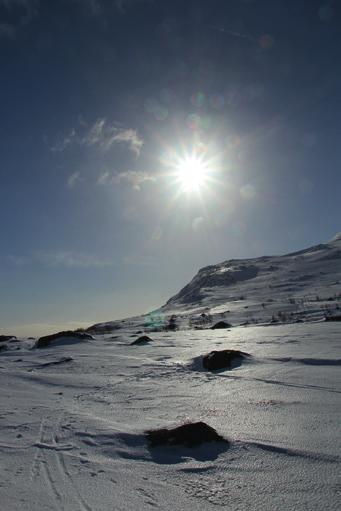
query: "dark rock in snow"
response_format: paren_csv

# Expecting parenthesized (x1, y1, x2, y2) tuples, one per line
(86, 323, 121, 335)
(0, 335, 16, 343)
(131, 335, 153, 346)
(146, 421, 228, 448)
(325, 315, 341, 322)
(211, 321, 232, 329)
(40, 357, 73, 367)
(202, 349, 250, 371)
(35, 330, 94, 348)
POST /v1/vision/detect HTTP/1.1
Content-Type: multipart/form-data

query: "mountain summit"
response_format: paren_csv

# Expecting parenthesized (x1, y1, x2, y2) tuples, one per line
(331, 232, 341, 242)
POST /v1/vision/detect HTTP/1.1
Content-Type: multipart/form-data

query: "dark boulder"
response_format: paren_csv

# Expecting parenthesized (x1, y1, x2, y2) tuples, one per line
(35, 330, 94, 348)
(325, 315, 341, 322)
(39, 357, 73, 367)
(146, 421, 228, 448)
(0, 335, 16, 343)
(131, 335, 153, 346)
(202, 349, 250, 371)
(211, 321, 232, 330)
(86, 323, 121, 335)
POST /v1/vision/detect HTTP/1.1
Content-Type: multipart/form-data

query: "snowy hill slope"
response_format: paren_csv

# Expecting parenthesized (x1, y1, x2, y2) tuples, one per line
(163, 234, 341, 320)
(89, 234, 341, 334)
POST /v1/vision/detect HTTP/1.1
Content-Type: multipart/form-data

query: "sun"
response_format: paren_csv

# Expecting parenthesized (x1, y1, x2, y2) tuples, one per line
(175, 155, 209, 192)
(161, 142, 220, 198)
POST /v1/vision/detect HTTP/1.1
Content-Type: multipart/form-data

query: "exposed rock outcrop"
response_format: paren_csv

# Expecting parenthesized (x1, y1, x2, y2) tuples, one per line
(202, 349, 250, 371)
(0, 335, 16, 343)
(325, 314, 341, 322)
(35, 331, 94, 348)
(211, 321, 232, 330)
(131, 335, 153, 346)
(146, 421, 228, 447)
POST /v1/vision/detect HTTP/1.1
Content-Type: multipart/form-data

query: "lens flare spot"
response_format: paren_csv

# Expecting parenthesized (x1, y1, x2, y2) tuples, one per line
(191, 92, 206, 108)
(259, 34, 274, 49)
(210, 94, 225, 110)
(240, 184, 256, 200)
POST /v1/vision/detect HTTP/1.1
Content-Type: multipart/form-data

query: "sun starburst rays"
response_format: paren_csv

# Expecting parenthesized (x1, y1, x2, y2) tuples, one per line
(158, 139, 224, 218)
(175, 155, 209, 193)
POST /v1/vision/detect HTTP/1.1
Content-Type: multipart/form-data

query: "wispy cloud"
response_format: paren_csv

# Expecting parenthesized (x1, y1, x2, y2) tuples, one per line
(7, 255, 30, 265)
(82, 118, 105, 147)
(123, 253, 157, 266)
(114, 170, 156, 190)
(51, 128, 77, 152)
(97, 169, 155, 190)
(97, 171, 111, 185)
(52, 118, 143, 157)
(106, 128, 143, 156)
(8, 251, 114, 268)
(67, 171, 82, 189)
(83, 119, 144, 156)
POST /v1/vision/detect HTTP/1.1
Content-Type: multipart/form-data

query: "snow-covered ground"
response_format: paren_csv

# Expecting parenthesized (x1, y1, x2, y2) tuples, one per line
(1, 235, 340, 510)
(0, 322, 340, 510)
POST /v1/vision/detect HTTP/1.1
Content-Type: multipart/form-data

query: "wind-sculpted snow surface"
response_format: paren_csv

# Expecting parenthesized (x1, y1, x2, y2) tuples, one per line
(0, 322, 340, 510)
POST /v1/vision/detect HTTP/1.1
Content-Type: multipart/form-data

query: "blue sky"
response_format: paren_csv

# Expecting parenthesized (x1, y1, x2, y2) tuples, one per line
(0, 0, 340, 336)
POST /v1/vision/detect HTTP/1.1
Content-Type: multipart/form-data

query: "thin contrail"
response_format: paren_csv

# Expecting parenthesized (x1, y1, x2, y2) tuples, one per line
(208, 24, 256, 42)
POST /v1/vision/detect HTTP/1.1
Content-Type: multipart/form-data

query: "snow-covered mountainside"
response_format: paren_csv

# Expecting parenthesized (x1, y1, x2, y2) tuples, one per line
(89, 233, 341, 333)
(0, 235, 340, 511)
(163, 233, 341, 318)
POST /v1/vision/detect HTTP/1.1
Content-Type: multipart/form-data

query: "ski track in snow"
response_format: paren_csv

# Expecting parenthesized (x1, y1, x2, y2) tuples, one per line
(31, 413, 92, 511)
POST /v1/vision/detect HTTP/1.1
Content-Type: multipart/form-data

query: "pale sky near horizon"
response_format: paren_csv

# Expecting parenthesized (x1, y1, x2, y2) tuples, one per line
(1, 0, 340, 336)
